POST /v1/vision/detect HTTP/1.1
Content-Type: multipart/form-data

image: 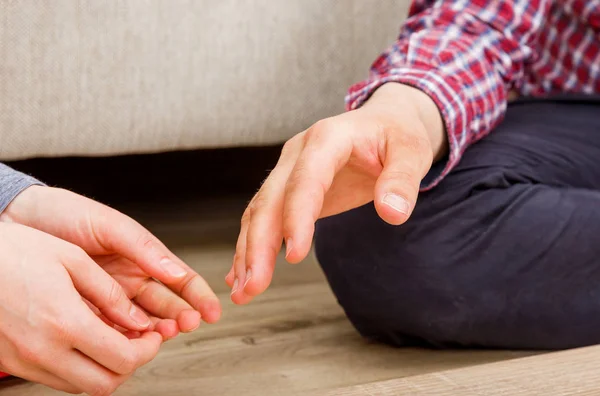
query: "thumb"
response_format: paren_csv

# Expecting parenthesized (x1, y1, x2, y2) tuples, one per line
(373, 129, 433, 225)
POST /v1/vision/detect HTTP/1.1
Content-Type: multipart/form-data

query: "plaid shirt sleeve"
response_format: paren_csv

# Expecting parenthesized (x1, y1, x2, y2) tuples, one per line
(347, 0, 551, 189)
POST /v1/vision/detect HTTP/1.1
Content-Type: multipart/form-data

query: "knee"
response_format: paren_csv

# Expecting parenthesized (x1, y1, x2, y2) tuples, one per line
(314, 203, 468, 346)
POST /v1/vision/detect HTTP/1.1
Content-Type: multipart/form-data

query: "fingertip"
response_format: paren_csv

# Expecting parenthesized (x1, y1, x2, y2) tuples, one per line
(138, 330, 164, 346)
(129, 305, 152, 331)
(230, 290, 244, 304)
(177, 310, 202, 332)
(282, 209, 316, 261)
(283, 235, 312, 264)
(230, 289, 254, 305)
(243, 268, 271, 298)
(376, 192, 412, 225)
(225, 269, 235, 287)
(154, 319, 179, 341)
(285, 252, 304, 264)
(198, 299, 222, 323)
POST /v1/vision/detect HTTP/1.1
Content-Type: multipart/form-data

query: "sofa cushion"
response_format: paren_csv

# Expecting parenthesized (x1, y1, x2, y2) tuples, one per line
(0, 0, 408, 160)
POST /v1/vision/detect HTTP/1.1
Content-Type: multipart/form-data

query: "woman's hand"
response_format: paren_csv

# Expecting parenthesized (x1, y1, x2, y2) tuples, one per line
(0, 222, 163, 394)
(227, 83, 446, 304)
(1, 186, 222, 334)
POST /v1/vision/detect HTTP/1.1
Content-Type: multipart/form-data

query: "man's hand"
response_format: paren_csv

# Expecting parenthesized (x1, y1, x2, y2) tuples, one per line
(0, 222, 163, 394)
(226, 83, 446, 304)
(1, 186, 222, 334)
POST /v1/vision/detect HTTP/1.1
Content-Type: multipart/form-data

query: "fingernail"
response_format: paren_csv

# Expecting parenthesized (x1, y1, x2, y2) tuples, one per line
(160, 258, 187, 278)
(129, 306, 151, 328)
(243, 269, 252, 289)
(285, 238, 293, 259)
(231, 278, 239, 295)
(382, 193, 410, 215)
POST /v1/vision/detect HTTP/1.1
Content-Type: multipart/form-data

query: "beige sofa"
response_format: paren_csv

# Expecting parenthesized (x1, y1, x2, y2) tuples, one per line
(0, 0, 408, 161)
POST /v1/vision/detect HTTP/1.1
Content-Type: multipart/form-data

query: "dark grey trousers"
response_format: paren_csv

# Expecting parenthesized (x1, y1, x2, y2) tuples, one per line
(315, 96, 600, 350)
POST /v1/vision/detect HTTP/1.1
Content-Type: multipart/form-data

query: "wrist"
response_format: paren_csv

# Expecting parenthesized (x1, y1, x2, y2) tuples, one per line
(0, 185, 45, 224)
(363, 83, 448, 162)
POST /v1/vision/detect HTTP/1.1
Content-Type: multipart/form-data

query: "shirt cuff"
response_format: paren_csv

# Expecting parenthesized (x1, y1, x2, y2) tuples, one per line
(346, 67, 473, 191)
(0, 163, 45, 214)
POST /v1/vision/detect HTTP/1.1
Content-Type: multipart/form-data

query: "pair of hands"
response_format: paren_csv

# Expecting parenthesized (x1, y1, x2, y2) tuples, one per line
(0, 82, 444, 395)
(0, 186, 221, 394)
(227, 83, 446, 304)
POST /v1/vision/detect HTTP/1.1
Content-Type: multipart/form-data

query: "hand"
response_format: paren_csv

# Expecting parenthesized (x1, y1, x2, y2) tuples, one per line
(226, 83, 447, 304)
(1, 186, 222, 335)
(0, 222, 162, 394)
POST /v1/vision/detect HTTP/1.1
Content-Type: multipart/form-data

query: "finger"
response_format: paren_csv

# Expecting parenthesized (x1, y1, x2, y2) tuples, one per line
(230, 207, 251, 303)
(237, 136, 304, 302)
(32, 371, 82, 394)
(225, 264, 235, 287)
(123, 330, 142, 339)
(1, 363, 81, 394)
(138, 306, 179, 340)
(84, 299, 160, 334)
(151, 317, 180, 340)
(135, 279, 201, 332)
(374, 127, 433, 225)
(93, 215, 222, 323)
(122, 312, 179, 340)
(71, 305, 161, 375)
(177, 310, 202, 333)
(94, 209, 191, 283)
(64, 249, 151, 331)
(282, 121, 353, 263)
(161, 267, 222, 323)
(48, 349, 135, 396)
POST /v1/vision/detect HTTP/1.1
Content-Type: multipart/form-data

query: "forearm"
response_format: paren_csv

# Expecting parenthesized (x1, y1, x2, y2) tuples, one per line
(347, 0, 549, 189)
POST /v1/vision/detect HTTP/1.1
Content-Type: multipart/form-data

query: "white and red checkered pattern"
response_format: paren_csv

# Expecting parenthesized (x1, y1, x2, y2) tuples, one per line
(347, 0, 600, 189)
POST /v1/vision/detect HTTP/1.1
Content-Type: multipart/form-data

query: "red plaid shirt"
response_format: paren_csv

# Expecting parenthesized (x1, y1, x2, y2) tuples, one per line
(347, 0, 600, 189)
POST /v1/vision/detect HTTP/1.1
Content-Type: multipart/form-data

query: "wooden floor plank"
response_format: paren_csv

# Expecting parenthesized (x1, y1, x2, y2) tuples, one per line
(326, 345, 600, 396)
(0, 199, 534, 395)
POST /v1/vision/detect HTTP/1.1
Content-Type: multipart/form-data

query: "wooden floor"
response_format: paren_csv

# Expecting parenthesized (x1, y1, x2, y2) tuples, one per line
(0, 196, 534, 395)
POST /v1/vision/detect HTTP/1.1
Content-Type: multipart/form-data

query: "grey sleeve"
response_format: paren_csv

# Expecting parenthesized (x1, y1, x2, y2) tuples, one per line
(0, 163, 45, 214)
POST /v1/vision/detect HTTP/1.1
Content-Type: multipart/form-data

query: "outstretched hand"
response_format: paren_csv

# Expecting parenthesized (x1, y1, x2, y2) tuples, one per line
(227, 83, 446, 304)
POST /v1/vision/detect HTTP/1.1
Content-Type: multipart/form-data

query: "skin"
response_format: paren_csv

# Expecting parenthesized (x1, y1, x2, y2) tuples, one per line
(0, 186, 222, 394)
(226, 83, 448, 305)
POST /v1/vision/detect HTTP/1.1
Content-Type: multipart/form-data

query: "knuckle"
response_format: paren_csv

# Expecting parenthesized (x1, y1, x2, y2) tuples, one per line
(398, 133, 433, 165)
(179, 273, 199, 299)
(248, 194, 266, 216)
(14, 340, 44, 365)
(281, 138, 297, 157)
(310, 118, 336, 138)
(383, 168, 416, 183)
(240, 208, 252, 228)
(135, 231, 155, 251)
(49, 314, 77, 345)
(114, 349, 138, 375)
(382, 169, 420, 196)
(90, 378, 118, 396)
(106, 279, 125, 307)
